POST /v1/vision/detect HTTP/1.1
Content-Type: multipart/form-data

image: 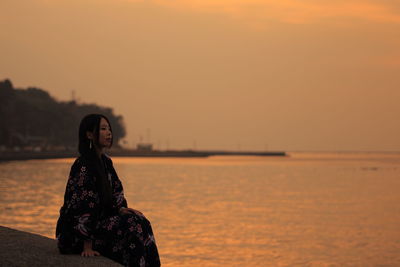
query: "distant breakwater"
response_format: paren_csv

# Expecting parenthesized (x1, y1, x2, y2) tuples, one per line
(0, 149, 286, 161)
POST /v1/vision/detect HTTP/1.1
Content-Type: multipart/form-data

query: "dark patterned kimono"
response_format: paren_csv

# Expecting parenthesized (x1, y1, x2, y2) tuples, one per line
(56, 155, 160, 267)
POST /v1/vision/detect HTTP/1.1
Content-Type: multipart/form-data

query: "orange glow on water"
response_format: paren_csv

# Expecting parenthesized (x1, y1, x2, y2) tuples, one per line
(1, 154, 400, 266)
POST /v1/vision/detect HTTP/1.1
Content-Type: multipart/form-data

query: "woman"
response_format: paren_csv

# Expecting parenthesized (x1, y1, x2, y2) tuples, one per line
(56, 114, 160, 267)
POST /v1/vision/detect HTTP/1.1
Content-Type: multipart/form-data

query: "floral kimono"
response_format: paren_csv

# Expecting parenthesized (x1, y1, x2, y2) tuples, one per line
(56, 155, 160, 267)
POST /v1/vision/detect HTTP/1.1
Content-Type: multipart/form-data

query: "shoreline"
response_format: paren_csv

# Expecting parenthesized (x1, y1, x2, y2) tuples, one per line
(0, 149, 287, 162)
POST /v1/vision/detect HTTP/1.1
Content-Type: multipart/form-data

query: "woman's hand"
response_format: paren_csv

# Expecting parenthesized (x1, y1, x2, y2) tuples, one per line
(81, 248, 100, 257)
(81, 240, 100, 257)
(119, 207, 144, 216)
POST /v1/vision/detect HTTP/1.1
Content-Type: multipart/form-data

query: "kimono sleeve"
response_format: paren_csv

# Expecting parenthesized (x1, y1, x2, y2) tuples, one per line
(66, 161, 100, 241)
(108, 158, 128, 213)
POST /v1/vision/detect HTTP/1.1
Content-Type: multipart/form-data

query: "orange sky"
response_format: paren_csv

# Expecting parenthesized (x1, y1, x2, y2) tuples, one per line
(152, 0, 400, 24)
(1, 0, 399, 151)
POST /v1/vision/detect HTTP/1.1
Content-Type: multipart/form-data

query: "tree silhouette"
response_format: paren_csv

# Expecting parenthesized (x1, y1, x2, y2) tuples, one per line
(0, 79, 126, 150)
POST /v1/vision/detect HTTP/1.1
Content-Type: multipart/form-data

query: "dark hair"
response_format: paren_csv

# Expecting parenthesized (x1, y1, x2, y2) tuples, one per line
(78, 114, 113, 216)
(78, 114, 113, 157)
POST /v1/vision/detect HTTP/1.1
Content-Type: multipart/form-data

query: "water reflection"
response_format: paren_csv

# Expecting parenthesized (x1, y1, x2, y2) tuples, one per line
(1, 154, 400, 266)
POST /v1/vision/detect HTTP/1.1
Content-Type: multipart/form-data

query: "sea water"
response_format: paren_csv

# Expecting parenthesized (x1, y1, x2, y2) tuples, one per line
(0, 153, 399, 266)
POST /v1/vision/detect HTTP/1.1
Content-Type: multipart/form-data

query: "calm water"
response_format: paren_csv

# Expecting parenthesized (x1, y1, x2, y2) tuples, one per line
(0, 153, 400, 266)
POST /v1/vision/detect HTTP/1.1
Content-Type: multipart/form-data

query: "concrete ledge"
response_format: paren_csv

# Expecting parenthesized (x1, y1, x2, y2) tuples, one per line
(0, 226, 122, 266)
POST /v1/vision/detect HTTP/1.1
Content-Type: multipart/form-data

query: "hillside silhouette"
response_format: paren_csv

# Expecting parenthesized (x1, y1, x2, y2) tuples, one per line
(0, 79, 125, 150)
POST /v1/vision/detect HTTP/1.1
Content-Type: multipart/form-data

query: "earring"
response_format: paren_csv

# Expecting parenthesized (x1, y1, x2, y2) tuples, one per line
(89, 140, 92, 149)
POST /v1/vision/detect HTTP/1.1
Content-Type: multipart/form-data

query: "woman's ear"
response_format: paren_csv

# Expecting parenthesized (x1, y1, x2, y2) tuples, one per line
(86, 131, 94, 140)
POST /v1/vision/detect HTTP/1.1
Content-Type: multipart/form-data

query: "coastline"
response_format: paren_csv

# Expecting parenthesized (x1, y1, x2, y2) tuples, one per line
(0, 149, 287, 162)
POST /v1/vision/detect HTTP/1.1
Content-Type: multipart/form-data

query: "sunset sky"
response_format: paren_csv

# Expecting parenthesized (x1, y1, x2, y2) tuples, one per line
(1, 0, 399, 151)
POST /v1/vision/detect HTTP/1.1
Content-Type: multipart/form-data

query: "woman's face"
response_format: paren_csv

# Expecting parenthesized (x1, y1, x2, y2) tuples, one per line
(98, 117, 112, 148)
